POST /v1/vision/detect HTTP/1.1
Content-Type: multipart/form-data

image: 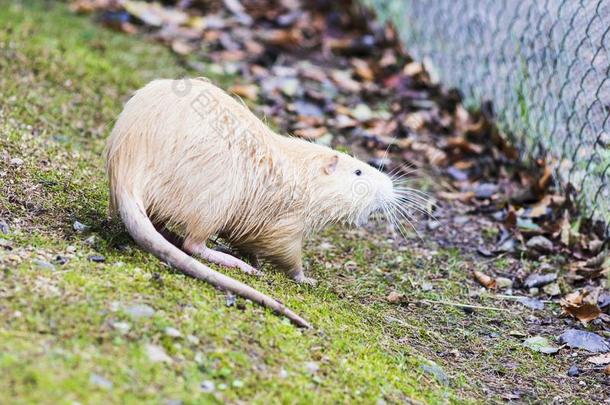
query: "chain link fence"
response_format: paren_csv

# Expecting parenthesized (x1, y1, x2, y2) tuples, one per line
(363, 0, 610, 230)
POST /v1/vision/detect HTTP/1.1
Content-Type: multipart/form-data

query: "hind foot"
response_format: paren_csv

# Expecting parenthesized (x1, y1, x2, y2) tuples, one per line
(183, 240, 261, 276)
(290, 269, 317, 286)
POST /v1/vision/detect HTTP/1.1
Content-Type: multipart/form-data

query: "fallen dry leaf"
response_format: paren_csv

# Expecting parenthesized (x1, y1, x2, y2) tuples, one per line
(560, 290, 602, 323)
(587, 353, 610, 365)
(293, 127, 327, 140)
(437, 191, 475, 203)
(403, 61, 423, 76)
(473, 270, 496, 289)
(352, 58, 374, 81)
(387, 291, 405, 304)
(229, 84, 259, 101)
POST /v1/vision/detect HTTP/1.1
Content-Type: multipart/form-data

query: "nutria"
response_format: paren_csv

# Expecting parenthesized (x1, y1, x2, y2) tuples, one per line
(106, 78, 422, 327)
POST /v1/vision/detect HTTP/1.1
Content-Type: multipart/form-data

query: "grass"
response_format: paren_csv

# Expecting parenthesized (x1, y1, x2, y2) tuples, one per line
(0, 1, 605, 404)
(0, 2, 459, 403)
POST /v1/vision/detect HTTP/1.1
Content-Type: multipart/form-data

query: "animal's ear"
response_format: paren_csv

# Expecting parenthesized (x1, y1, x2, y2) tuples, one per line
(323, 155, 339, 175)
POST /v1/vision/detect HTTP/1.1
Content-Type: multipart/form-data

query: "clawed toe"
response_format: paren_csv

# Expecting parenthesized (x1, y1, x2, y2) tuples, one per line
(293, 275, 318, 286)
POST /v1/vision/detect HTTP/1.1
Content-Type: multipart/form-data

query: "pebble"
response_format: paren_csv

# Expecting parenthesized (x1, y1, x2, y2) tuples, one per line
(421, 362, 449, 385)
(526, 236, 554, 253)
(0, 238, 12, 249)
(84, 236, 96, 245)
(33, 259, 55, 271)
(474, 183, 498, 199)
(89, 373, 113, 390)
(226, 293, 236, 307)
(427, 220, 441, 231)
(10, 157, 24, 166)
(164, 327, 182, 338)
(55, 255, 68, 265)
(542, 282, 561, 296)
(110, 321, 131, 334)
(567, 365, 581, 377)
(88, 255, 105, 263)
(524, 272, 557, 289)
(186, 335, 200, 345)
(73, 221, 90, 233)
(124, 303, 155, 319)
(495, 277, 513, 289)
(200, 380, 215, 393)
(0, 220, 9, 234)
(145, 344, 173, 363)
(305, 361, 319, 374)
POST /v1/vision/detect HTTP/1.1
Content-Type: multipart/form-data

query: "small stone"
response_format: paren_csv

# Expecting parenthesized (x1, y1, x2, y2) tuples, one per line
(73, 221, 90, 233)
(523, 336, 559, 354)
(558, 329, 610, 353)
(421, 361, 449, 385)
(474, 183, 498, 199)
(110, 321, 131, 334)
(124, 303, 155, 319)
(0, 238, 12, 249)
(226, 293, 236, 307)
(200, 380, 215, 393)
(526, 236, 554, 253)
(386, 291, 405, 303)
(542, 282, 561, 296)
(54, 255, 68, 265)
(524, 273, 557, 289)
(88, 255, 105, 263)
(453, 216, 469, 225)
(0, 220, 9, 234)
(518, 297, 544, 310)
(421, 282, 434, 291)
(351, 104, 373, 121)
(84, 236, 96, 245)
(427, 221, 441, 231)
(89, 373, 113, 390)
(33, 259, 55, 271)
(318, 242, 334, 250)
(186, 335, 200, 345)
(194, 352, 205, 364)
(495, 277, 513, 289)
(567, 365, 581, 377)
(66, 245, 77, 253)
(10, 157, 24, 166)
(305, 361, 319, 374)
(164, 327, 181, 338)
(278, 368, 288, 378)
(145, 344, 172, 363)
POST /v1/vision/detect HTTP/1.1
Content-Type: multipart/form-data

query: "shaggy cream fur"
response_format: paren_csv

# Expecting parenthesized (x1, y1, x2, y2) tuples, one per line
(106, 78, 397, 327)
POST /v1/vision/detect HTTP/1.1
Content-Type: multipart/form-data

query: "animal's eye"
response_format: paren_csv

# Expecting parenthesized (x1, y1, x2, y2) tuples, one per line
(354, 169, 362, 176)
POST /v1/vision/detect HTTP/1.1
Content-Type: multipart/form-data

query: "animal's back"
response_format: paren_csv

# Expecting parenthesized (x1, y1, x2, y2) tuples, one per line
(106, 78, 291, 242)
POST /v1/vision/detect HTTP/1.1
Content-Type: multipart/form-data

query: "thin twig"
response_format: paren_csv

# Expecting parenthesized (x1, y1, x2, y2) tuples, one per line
(419, 299, 510, 312)
(491, 294, 554, 304)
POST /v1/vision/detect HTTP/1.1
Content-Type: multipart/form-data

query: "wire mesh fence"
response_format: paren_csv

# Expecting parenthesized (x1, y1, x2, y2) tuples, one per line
(363, 0, 610, 230)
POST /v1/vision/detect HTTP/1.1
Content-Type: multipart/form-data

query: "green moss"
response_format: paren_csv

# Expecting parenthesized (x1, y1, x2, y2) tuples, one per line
(1, 1, 599, 403)
(0, 2, 463, 403)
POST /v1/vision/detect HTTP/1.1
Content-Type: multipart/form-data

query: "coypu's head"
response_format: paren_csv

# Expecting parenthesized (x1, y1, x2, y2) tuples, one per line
(310, 151, 427, 232)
